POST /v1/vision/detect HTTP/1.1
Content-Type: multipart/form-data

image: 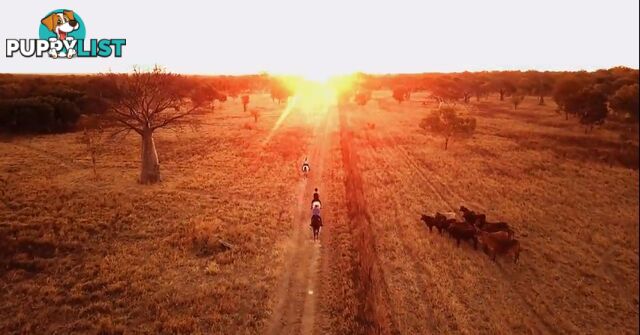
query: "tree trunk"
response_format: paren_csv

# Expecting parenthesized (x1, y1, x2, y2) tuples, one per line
(243, 103, 248, 112)
(140, 128, 160, 184)
(565, 111, 569, 120)
(538, 95, 544, 105)
(444, 136, 449, 150)
(499, 89, 504, 101)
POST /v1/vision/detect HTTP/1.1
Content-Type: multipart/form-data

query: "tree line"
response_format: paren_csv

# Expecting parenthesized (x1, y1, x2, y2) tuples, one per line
(352, 67, 638, 130)
(0, 73, 273, 134)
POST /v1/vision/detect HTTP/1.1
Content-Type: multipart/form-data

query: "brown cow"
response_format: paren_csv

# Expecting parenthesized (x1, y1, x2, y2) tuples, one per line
(420, 214, 438, 232)
(447, 221, 478, 249)
(421, 214, 452, 234)
(476, 219, 514, 239)
(477, 231, 520, 263)
(459, 205, 486, 226)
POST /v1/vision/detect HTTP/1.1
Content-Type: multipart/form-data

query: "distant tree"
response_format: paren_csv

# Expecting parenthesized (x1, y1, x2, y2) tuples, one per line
(578, 88, 608, 133)
(511, 94, 524, 110)
(192, 84, 226, 111)
(76, 95, 110, 115)
(270, 82, 294, 104)
(562, 87, 608, 133)
(419, 106, 476, 150)
(392, 88, 410, 103)
(533, 76, 554, 105)
(241, 95, 250, 112)
(491, 77, 516, 101)
(53, 99, 82, 131)
(469, 77, 489, 102)
(553, 78, 585, 120)
(354, 91, 371, 106)
(250, 109, 260, 123)
(430, 77, 464, 103)
(609, 84, 639, 121)
(101, 66, 216, 184)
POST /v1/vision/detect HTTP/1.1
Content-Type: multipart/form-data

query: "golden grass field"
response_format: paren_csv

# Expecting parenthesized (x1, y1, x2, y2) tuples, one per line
(0, 91, 638, 334)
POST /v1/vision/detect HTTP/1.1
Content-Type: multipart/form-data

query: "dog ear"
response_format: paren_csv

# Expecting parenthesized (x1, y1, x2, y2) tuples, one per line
(62, 10, 75, 21)
(40, 13, 57, 31)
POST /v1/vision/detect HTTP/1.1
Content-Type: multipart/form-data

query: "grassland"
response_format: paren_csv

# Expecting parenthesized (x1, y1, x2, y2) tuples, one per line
(0, 91, 638, 334)
(346, 92, 639, 334)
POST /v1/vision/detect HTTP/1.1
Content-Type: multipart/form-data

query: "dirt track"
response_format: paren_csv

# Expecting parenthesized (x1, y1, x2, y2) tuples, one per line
(264, 104, 334, 335)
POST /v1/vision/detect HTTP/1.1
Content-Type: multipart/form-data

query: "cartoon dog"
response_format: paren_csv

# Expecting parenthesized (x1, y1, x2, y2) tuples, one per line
(40, 10, 79, 58)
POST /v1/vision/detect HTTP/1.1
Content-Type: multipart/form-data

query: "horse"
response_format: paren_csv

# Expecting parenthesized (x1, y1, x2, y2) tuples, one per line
(310, 214, 322, 241)
(302, 164, 310, 178)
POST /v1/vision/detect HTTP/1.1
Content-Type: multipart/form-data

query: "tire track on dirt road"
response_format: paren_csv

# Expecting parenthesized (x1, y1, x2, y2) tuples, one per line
(264, 105, 333, 335)
(338, 108, 397, 335)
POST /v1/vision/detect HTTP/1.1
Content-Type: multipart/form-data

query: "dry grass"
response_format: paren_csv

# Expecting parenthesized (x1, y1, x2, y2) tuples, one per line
(0, 91, 637, 334)
(346, 92, 639, 334)
(0, 94, 315, 334)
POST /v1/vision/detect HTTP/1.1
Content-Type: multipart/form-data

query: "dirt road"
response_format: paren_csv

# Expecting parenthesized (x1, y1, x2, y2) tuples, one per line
(264, 104, 335, 335)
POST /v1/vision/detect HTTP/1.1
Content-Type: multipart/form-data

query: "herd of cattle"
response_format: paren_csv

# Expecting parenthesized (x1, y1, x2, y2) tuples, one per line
(420, 206, 521, 263)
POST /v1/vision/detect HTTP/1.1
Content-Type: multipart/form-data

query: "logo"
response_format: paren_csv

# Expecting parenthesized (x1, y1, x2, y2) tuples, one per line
(5, 9, 126, 59)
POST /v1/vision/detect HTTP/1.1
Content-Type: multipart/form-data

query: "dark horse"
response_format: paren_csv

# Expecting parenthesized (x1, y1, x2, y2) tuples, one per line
(310, 215, 322, 241)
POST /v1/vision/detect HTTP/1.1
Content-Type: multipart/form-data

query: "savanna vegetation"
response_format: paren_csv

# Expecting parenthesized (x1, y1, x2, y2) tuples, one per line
(0, 67, 638, 334)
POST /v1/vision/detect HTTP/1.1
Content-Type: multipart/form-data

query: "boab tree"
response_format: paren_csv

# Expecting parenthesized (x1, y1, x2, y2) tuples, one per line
(103, 66, 217, 184)
(419, 106, 476, 150)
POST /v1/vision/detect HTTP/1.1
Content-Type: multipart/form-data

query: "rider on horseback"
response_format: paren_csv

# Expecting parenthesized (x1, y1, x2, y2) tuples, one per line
(301, 157, 310, 175)
(311, 188, 321, 209)
(310, 188, 322, 241)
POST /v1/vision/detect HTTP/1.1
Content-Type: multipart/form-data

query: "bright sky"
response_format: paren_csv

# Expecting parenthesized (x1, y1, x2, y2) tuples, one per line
(1, 0, 638, 76)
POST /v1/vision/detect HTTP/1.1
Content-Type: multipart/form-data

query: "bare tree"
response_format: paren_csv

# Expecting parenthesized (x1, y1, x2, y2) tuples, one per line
(250, 108, 260, 123)
(103, 66, 216, 184)
(511, 94, 524, 110)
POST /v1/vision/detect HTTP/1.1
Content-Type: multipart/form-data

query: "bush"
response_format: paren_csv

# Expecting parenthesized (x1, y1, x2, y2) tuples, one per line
(0, 96, 81, 133)
(419, 106, 476, 149)
(354, 91, 372, 106)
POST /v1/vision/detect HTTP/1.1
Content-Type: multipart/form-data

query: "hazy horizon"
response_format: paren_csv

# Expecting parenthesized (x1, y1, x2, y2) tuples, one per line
(1, 0, 638, 77)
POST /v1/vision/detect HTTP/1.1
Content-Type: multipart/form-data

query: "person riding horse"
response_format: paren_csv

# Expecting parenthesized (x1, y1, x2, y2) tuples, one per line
(301, 157, 310, 177)
(310, 188, 322, 241)
(310, 213, 322, 241)
(311, 188, 321, 209)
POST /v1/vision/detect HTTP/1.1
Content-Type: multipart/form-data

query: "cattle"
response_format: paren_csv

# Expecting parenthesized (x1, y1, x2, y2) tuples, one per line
(480, 222, 514, 239)
(421, 214, 452, 234)
(477, 231, 521, 263)
(476, 219, 514, 239)
(459, 205, 486, 225)
(446, 221, 478, 249)
(420, 214, 438, 232)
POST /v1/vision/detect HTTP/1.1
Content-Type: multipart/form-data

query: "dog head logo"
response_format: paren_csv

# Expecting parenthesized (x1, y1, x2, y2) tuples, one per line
(39, 9, 86, 41)
(5, 9, 124, 59)
(40, 10, 79, 40)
